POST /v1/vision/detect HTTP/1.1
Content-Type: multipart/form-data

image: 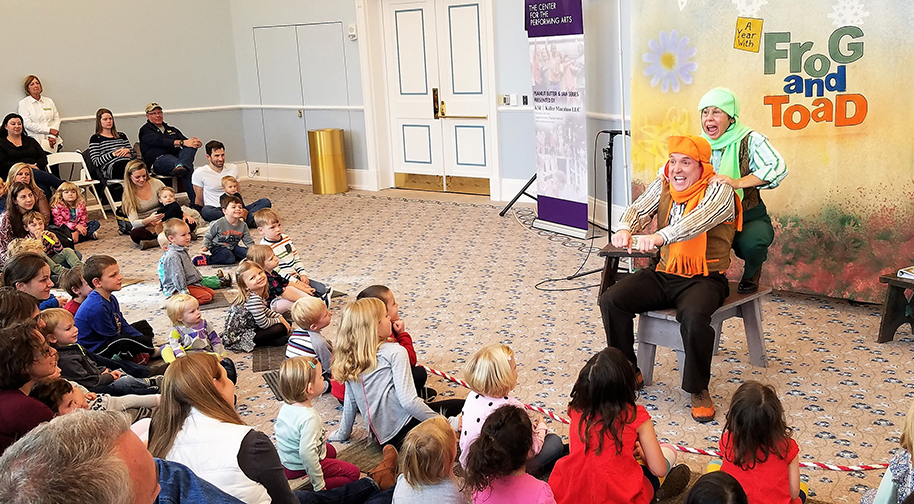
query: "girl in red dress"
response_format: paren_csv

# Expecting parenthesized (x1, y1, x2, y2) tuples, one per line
(714, 381, 807, 504)
(549, 348, 690, 504)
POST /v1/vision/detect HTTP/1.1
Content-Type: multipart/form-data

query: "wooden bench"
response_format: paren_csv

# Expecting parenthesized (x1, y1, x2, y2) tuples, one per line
(637, 282, 771, 386)
(877, 274, 914, 343)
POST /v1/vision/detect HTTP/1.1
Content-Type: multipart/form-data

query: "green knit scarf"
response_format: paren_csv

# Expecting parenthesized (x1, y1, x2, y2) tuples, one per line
(698, 87, 752, 199)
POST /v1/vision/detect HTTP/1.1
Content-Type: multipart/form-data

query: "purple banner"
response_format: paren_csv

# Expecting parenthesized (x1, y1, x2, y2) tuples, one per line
(526, 0, 584, 38)
(537, 196, 588, 230)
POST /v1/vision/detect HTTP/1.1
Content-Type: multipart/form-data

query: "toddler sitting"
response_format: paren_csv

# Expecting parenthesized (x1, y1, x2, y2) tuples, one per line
(50, 181, 100, 243)
(157, 186, 196, 229)
(246, 244, 310, 314)
(23, 211, 82, 270)
(29, 377, 159, 423)
(286, 296, 333, 393)
(255, 208, 332, 306)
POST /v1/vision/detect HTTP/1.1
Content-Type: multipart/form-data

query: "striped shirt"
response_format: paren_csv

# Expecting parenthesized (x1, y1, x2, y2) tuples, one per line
(260, 234, 307, 281)
(244, 292, 284, 329)
(619, 176, 736, 245)
(88, 133, 134, 179)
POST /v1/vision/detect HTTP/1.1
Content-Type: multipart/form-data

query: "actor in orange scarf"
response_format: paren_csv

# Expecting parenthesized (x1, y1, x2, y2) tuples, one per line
(600, 135, 741, 423)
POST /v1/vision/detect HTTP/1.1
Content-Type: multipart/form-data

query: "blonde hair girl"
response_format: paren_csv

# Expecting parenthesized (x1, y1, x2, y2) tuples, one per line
(861, 399, 914, 504)
(245, 244, 308, 314)
(229, 261, 290, 348)
(274, 356, 360, 490)
(458, 344, 563, 475)
(328, 298, 464, 449)
(393, 416, 468, 502)
(50, 181, 99, 242)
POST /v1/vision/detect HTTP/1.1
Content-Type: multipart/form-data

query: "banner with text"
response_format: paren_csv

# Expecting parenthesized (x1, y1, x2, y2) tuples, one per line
(631, 2, 914, 302)
(527, 0, 588, 238)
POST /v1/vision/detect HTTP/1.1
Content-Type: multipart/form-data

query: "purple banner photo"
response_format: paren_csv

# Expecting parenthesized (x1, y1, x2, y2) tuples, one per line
(526, 0, 584, 38)
(537, 196, 588, 230)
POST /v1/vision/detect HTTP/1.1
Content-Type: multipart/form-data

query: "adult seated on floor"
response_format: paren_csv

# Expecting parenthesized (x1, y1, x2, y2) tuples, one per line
(0, 409, 250, 504)
(122, 160, 197, 250)
(6, 162, 52, 223)
(138, 102, 202, 203)
(193, 140, 271, 226)
(0, 182, 46, 267)
(0, 113, 62, 198)
(148, 352, 395, 504)
(0, 320, 59, 456)
(600, 135, 741, 423)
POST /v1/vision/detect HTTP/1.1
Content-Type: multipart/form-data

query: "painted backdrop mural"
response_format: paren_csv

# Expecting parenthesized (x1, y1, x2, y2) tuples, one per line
(631, 0, 914, 302)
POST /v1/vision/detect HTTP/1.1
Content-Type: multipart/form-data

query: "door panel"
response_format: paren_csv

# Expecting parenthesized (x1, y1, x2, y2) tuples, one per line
(297, 23, 350, 107)
(261, 109, 309, 166)
(254, 27, 308, 166)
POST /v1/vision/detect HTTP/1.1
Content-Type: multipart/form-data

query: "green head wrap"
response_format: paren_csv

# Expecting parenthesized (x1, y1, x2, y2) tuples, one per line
(698, 87, 752, 199)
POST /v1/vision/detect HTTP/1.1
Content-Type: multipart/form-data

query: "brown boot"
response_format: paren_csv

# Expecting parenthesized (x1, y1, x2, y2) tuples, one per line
(690, 389, 715, 423)
(367, 445, 398, 491)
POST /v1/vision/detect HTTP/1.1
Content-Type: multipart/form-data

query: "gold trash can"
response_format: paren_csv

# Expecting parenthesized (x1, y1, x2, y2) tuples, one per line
(308, 128, 348, 194)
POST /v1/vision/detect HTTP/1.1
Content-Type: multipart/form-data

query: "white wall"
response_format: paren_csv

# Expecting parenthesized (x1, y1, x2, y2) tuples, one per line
(0, 0, 245, 161)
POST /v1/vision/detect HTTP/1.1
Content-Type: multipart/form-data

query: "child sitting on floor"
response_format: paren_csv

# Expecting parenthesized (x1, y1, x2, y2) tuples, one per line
(23, 211, 82, 270)
(254, 208, 332, 306)
(393, 416, 469, 503)
(287, 296, 333, 393)
(464, 405, 556, 504)
(683, 472, 749, 504)
(41, 308, 160, 396)
(358, 285, 434, 401)
(50, 181, 100, 243)
(157, 186, 196, 228)
(162, 293, 224, 358)
(246, 244, 310, 314)
(29, 377, 159, 423)
(7, 237, 67, 287)
(198, 195, 253, 265)
(460, 344, 564, 477)
(59, 266, 92, 315)
(222, 260, 291, 352)
(549, 347, 691, 504)
(275, 356, 360, 490)
(861, 398, 914, 504)
(712, 381, 808, 504)
(159, 218, 228, 305)
(74, 255, 157, 363)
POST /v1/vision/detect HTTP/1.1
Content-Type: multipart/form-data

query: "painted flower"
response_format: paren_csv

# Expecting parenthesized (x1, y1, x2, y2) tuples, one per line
(642, 30, 698, 93)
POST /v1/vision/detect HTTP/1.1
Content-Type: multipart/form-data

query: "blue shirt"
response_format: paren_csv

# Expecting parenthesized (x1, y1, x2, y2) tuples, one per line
(38, 295, 59, 310)
(75, 290, 141, 353)
(155, 458, 245, 504)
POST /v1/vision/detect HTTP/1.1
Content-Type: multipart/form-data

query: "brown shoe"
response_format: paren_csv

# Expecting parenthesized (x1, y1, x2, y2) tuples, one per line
(690, 390, 715, 423)
(737, 266, 762, 294)
(367, 445, 398, 491)
(654, 464, 691, 501)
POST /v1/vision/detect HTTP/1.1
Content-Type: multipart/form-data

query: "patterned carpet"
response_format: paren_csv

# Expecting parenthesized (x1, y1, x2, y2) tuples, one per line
(68, 181, 913, 504)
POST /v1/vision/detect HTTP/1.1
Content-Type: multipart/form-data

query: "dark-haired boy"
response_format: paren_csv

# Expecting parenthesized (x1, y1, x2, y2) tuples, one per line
(196, 196, 253, 265)
(74, 255, 156, 364)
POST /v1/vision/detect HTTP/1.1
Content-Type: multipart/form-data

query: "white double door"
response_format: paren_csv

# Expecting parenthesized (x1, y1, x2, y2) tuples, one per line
(382, 0, 493, 189)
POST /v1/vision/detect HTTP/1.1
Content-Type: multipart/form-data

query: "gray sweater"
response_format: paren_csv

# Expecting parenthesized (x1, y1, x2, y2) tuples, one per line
(202, 216, 253, 250)
(161, 244, 203, 296)
(391, 474, 470, 504)
(329, 343, 436, 444)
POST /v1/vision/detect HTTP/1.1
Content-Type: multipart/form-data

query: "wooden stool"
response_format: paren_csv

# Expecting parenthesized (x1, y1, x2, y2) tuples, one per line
(636, 282, 771, 386)
(877, 274, 914, 343)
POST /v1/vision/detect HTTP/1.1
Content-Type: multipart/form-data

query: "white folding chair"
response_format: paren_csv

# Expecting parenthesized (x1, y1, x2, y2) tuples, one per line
(46, 152, 107, 219)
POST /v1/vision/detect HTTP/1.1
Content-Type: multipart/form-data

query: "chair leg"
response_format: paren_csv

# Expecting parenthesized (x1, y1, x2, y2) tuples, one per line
(742, 299, 768, 368)
(104, 186, 120, 213)
(89, 186, 106, 219)
(637, 341, 657, 386)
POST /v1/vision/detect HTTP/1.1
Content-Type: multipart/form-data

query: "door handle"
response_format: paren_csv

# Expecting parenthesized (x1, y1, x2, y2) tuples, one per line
(433, 88, 440, 119)
(438, 99, 486, 120)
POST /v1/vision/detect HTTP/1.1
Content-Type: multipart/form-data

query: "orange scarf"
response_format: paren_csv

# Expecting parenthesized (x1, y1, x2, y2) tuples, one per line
(661, 136, 743, 277)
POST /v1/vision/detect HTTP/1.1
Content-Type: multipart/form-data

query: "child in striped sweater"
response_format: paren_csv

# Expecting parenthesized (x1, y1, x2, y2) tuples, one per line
(228, 260, 291, 349)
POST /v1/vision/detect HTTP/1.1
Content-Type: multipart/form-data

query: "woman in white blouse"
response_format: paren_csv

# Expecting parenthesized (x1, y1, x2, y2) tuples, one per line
(17, 75, 63, 153)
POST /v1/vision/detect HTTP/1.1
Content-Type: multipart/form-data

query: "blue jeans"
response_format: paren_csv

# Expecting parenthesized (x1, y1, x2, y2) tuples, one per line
(152, 147, 197, 202)
(90, 375, 158, 396)
(202, 198, 272, 228)
(33, 168, 63, 199)
(208, 244, 248, 265)
(296, 478, 381, 504)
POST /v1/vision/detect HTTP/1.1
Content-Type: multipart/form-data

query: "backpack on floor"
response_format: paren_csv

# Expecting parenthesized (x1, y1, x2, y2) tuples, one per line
(114, 207, 132, 236)
(222, 304, 257, 352)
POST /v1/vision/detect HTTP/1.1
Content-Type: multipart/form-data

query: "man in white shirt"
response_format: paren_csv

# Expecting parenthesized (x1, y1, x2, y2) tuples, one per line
(193, 140, 271, 225)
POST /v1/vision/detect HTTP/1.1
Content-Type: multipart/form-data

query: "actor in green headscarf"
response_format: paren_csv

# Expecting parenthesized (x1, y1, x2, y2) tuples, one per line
(697, 87, 788, 293)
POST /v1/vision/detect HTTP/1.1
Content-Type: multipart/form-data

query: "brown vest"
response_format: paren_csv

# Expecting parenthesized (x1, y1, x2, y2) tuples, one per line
(656, 182, 736, 275)
(738, 134, 760, 212)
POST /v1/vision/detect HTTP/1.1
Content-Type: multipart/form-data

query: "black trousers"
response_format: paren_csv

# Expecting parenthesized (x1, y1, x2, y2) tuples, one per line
(599, 269, 729, 393)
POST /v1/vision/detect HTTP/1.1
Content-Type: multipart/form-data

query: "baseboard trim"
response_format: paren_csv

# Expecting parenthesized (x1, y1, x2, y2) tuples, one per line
(498, 176, 538, 203)
(497, 178, 625, 230)
(237, 162, 377, 191)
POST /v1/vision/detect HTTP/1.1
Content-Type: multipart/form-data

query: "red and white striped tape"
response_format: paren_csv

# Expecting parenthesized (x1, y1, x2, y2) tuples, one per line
(421, 365, 888, 472)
